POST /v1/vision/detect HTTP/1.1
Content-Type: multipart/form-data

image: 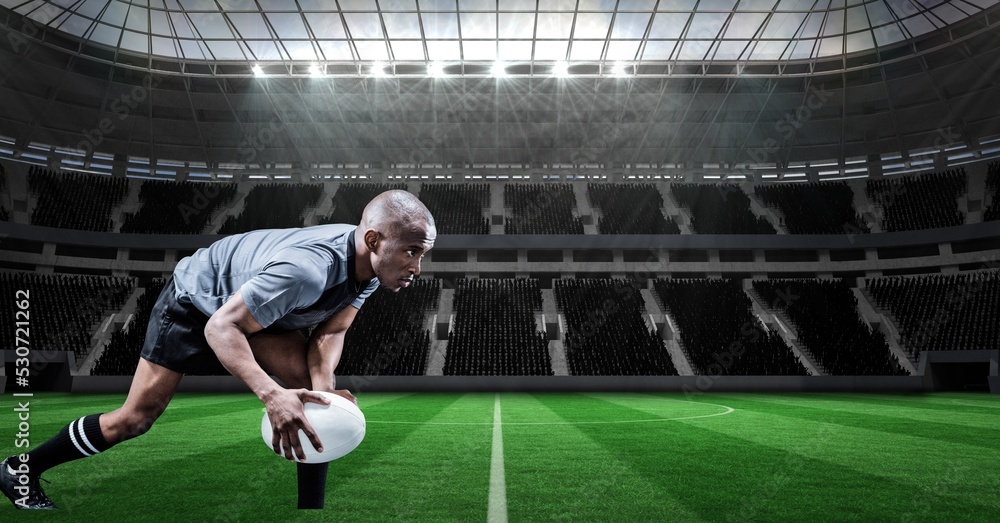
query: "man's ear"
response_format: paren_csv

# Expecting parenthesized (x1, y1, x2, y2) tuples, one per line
(364, 229, 379, 251)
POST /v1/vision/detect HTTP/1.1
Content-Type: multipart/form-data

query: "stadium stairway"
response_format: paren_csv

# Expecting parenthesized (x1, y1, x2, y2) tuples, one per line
(640, 288, 694, 375)
(849, 179, 882, 233)
(206, 183, 249, 233)
(572, 184, 598, 234)
(855, 286, 918, 373)
(659, 183, 694, 234)
(301, 183, 335, 226)
(541, 289, 569, 375)
(425, 287, 453, 375)
(966, 161, 988, 223)
(77, 285, 144, 375)
(111, 178, 143, 231)
(745, 186, 788, 234)
(489, 182, 504, 234)
(6, 163, 31, 224)
(744, 282, 825, 375)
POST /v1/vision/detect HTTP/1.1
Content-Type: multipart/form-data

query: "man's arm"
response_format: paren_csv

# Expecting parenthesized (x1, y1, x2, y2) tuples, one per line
(204, 289, 275, 397)
(307, 305, 359, 395)
(205, 290, 329, 461)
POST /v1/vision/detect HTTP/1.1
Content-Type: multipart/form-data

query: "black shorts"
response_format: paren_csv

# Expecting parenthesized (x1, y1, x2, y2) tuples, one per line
(140, 278, 229, 376)
(140, 278, 312, 376)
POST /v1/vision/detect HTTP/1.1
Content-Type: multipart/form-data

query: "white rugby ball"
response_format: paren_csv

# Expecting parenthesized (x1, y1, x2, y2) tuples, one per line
(261, 391, 366, 463)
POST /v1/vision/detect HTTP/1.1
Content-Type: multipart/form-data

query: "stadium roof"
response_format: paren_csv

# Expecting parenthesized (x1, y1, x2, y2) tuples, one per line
(1, 0, 997, 76)
(0, 0, 999, 174)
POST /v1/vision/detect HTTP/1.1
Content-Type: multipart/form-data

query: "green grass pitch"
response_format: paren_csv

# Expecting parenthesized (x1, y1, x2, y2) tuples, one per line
(2, 392, 998, 522)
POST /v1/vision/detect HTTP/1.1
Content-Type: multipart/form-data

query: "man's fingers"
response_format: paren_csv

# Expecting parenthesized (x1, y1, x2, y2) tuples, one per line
(281, 429, 295, 461)
(271, 427, 281, 456)
(301, 390, 331, 405)
(334, 389, 358, 405)
(300, 417, 324, 455)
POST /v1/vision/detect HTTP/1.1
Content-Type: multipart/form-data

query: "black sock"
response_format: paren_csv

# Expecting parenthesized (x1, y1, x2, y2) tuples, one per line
(16, 414, 112, 478)
(297, 462, 329, 509)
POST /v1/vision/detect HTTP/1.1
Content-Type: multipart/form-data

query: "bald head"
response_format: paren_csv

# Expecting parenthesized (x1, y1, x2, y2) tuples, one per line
(359, 190, 435, 233)
(356, 190, 435, 291)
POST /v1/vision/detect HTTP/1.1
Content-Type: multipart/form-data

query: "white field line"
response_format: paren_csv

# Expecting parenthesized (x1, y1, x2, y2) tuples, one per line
(488, 393, 508, 523)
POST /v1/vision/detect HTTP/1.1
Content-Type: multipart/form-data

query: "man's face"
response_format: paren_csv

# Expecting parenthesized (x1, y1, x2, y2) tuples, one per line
(371, 220, 436, 292)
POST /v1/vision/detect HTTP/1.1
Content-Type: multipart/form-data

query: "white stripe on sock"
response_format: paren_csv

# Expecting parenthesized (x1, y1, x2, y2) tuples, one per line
(68, 419, 93, 457)
(75, 417, 100, 455)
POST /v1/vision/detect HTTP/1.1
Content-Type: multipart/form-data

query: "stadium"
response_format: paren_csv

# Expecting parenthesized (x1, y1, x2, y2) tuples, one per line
(0, 0, 999, 520)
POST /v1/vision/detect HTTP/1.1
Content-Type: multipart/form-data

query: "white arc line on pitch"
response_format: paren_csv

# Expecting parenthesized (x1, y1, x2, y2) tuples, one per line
(367, 402, 735, 425)
(488, 394, 508, 523)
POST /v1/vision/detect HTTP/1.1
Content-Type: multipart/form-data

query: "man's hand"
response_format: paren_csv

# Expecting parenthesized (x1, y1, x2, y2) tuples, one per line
(262, 388, 332, 461)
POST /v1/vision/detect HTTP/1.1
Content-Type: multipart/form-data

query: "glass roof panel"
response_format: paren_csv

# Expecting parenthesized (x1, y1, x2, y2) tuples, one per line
(382, 0, 417, 10)
(343, 12, 384, 39)
(205, 39, 245, 60)
(383, 12, 423, 38)
(422, 11, 460, 38)
(610, 12, 652, 39)
(89, 22, 122, 46)
(723, 12, 769, 39)
(151, 35, 178, 56)
(354, 40, 389, 60)
(2, 0, 994, 69)
(750, 39, 790, 59)
(420, 0, 458, 10)
(649, 12, 692, 39)
(425, 39, 461, 60)
(265, 12, 309, 40)
(641, 39, 676, 59)
(499, 12, 535, 38)
(714, 39, 751, 59)
(246, 39, 282, 60)
(304, 12, 347, 39)
(317, 40, 354, 60)
(460, 12, 496, 39)
(677, 40, 712, 59)
(391, 40, 425, 60)
(687, 12, 729, 40)
(845, 29, 874, 52)
(569, 39, 605, 60)
(498, 40, 533, 60)
(120, 29, 148, 53)
(537, 0, 577, 10)
(536, 12, 574, 38)
(188, 12, 233, 39)
(124, 6, 148, 32)
(761, 12, 808, 38)
(227, 12, 271, 39)
(822, 9, 845, 36)
(573, 12, 613, 39)
(534, 39, 569, 60)
(462, 39, 496, 60)
(605, 39, 641, 60)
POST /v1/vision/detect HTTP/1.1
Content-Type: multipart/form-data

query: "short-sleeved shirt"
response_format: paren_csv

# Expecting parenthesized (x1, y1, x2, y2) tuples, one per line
(172, 224, 378, 330)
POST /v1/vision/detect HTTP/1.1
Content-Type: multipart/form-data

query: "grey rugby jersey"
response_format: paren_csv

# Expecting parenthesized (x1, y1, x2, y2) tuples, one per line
(172, 224, 378, 330)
